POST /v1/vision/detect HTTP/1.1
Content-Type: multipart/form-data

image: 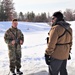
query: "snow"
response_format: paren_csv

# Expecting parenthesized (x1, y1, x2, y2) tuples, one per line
(0, 21, 75, 75)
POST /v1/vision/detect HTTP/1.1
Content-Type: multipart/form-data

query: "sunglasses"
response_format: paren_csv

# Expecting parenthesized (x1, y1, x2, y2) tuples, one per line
(52, 17, 55, 20)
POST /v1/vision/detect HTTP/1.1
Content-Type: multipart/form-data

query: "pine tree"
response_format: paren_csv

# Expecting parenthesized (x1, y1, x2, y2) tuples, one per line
(19, 12, 24, 21)
(2, 0, 15, 21)
(0, 1, 7, 21)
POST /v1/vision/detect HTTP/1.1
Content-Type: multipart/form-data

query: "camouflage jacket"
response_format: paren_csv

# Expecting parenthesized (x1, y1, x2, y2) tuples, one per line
(4, 27, 24, 50)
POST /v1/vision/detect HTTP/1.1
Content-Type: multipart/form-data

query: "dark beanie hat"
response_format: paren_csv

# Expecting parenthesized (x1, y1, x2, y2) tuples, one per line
(53, 11, 63, 20)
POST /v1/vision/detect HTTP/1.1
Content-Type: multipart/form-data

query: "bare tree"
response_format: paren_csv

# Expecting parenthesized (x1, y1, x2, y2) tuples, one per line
(64, 9, 74, 21)
(73, 10, 75, 20)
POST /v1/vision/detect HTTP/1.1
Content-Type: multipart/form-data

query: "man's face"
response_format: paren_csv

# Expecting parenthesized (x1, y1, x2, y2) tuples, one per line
(12, 21, 18, 28)
(51, 16, 57, 24)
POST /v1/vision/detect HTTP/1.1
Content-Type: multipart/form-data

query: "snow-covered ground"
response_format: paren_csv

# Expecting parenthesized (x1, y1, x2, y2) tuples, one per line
(0, 21, 75, 75)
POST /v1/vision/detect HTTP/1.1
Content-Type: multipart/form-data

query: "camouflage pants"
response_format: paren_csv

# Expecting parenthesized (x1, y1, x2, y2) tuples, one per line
(9, 49, 21, 71)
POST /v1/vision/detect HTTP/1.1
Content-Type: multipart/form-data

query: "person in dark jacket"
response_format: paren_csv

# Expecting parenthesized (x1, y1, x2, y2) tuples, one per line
(45, 11, 72, 75)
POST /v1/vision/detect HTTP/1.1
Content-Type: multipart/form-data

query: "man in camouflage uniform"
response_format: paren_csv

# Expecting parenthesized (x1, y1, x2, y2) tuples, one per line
(4, 19, 24, 75)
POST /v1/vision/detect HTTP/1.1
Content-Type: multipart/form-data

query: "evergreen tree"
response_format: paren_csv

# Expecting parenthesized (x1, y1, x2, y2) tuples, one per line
(2, 0, 15, 21)
(0, 2, 7, 21)
(26, 11, 35, 22)
(19, 12, 24, 21)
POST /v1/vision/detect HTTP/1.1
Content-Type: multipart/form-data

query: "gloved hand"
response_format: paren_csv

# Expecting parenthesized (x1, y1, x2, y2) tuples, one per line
(45, 54, 51, 65)
(68, 48, 71, 60)
(68, 54, 71, 60)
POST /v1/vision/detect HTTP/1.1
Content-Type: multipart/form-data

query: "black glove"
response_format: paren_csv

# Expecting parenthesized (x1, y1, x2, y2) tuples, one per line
(68, 54, 71, 60)
(45, 54, 51, 65)
(68, 50, 71, 60)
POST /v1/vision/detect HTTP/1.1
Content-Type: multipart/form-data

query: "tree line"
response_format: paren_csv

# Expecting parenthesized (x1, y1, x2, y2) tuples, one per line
(0, 0, 75, 22)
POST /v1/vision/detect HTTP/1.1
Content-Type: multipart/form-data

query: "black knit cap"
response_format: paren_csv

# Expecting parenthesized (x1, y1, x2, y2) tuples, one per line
(53, 11, 63, 20)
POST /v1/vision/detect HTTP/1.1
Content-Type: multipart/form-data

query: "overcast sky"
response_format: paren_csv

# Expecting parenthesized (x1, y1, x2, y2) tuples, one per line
(13, 0, 75, 15)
